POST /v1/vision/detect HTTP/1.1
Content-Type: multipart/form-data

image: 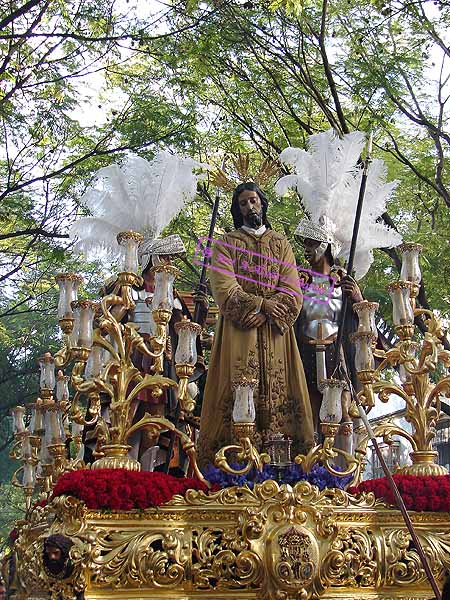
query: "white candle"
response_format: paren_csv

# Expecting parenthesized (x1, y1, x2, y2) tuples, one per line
(232, 380, 257, 423)
(38, 353, 55, 391)
(319, 379, 345, 424)
(12, 406, 26, 434)
(175, 320, 201, 366)
(77, 301, 96, 348)
(117, 231, 143, 274)
(56, 371, 69, 402)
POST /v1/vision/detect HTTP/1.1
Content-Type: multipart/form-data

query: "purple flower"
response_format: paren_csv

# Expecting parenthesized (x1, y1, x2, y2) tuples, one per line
(202, 463, 352, 491)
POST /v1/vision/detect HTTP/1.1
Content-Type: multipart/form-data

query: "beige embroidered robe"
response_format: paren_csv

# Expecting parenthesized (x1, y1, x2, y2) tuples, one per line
(198, 228, 314, 467)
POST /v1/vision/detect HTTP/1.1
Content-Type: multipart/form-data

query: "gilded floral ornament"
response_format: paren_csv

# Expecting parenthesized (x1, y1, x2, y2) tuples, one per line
(7, 485, 450, 600)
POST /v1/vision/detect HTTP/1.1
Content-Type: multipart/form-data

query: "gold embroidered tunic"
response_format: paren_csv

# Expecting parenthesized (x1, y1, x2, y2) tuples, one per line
(198, 228, 314, 466)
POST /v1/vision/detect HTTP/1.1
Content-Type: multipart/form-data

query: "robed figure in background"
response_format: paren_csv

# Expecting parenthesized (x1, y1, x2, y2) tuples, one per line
(198, 182, 314, 466)
(276, 128, 403, 454)
(294, 229, 362, 454)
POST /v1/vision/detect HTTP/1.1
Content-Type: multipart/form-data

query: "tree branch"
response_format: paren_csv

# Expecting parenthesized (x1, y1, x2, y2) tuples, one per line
(0, 228, 69, 241)
(0, 0, 44, 30)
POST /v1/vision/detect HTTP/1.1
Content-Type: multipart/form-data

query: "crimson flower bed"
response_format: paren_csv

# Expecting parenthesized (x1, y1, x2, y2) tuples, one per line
(52, 469, 208, 510)
(349, 474, 450, 512)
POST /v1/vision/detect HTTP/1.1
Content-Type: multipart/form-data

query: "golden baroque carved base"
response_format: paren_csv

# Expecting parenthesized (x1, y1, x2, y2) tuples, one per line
(9, 482, 450, 600)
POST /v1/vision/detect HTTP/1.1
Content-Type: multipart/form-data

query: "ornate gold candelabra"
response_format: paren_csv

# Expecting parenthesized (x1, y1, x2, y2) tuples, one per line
(10, 407, 38, 512)
(350, 242, 448, 477)
(356, 307, 449, 476)
(295, 378, 364, 481)
(10, 229, 209, 505)
(64, 234, 206, 483)
(215, 377, 270, 475)
(295, 242, 449, 484)
(10, 354, 79, 509)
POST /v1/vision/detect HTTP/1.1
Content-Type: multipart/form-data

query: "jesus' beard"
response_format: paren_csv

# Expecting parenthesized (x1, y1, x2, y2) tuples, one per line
(245, 211, 262, 229)
(45, 557, 67, 575)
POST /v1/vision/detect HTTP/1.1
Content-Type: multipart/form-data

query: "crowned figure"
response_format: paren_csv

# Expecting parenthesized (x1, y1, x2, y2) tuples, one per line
(198, 179, 314, 466)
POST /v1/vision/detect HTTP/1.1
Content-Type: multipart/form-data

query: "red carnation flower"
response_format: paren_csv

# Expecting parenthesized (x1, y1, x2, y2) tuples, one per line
(52, 468, 208, 510)
(350, 474, 450, 512)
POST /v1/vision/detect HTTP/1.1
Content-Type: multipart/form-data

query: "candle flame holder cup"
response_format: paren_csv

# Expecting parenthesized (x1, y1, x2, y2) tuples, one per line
(215, 378, 270, 476)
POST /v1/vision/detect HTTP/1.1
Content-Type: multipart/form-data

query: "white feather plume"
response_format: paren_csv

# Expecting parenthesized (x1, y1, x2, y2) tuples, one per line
(274, 174, 299, 197)
(70, 151, 209, 260)
(277, 130, 366, 221)
(276, 129, 402, 279)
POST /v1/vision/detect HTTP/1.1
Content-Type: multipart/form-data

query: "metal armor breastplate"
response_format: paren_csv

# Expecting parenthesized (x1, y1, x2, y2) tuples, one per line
(130, 289, 154, 335)
(300, 276, 342, 340)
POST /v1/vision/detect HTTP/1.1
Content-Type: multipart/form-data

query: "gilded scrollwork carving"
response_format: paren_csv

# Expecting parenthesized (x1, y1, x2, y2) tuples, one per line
(191, 527, 262, 589)
(385, 528, 450, 587)
(87, 528, 188, 587)
(386, 529, 427, 586)
(9, 488, 450, 599)
(321, 527, 378, 588)
(171, 479, 281, 507)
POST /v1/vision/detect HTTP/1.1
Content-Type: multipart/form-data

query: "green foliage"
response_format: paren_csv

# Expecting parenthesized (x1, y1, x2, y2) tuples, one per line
(0, 483, 26, 546)
(0, 0, 449, 473)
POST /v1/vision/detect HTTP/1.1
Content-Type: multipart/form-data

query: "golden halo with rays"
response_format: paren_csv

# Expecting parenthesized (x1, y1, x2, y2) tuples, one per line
(209, 154, 280, 192)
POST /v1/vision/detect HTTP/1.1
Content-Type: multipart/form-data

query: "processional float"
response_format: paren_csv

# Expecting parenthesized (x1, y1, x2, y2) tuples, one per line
(4, 146, 450, 600)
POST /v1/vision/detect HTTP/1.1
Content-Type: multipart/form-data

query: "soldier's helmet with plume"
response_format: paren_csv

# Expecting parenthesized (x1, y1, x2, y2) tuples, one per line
(275, 129, 402, 280)
(70, 151, 209, 270)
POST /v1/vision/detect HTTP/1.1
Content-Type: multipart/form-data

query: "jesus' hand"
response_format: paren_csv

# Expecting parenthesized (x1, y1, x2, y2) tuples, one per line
(261, 298, 288, 319)
(242, 312, 267, 329)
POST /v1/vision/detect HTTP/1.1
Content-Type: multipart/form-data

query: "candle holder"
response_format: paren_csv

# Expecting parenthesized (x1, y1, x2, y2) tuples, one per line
(349, 332, 378, 411)
(10, 407, 41, 513)
(319, 378, 345, 424)
(69, 301, 82, 347)
(151, 264, 179, 311)
(398, 242, 422, 301)
(70, 300, 97, 350)
(350, 331, 377, 375)
(56, 370, 70, 404)
(387, 281, 414, 339)
(147, 264, 180, 374)
(12, 405, 26, 435)
(215, 378, 270, 475)
(55, 273, 83, 334)
(353, 300, 379, 336)
(130, 293, 156, 338)
(11, 457, 36, 513)
(29, 399, 44, 436)
(296, 378, 363, 480)
(54, 306, 77, 369)
(174, 319, 202, 413)
(55, 372, 71, 441)
(117, 231, 144, 276)
(38, 352, 56, 395)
